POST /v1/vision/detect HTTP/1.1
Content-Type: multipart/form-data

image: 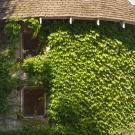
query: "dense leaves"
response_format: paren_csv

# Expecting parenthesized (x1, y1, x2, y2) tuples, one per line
(22, 22, 135, 134)
(0, 17, 41, 113)
(0, 49, 17, 113)
(5, 17, 41, 41)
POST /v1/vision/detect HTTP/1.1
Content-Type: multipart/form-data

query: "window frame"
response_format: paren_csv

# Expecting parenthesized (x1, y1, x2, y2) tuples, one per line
(20, 86, 46, 118)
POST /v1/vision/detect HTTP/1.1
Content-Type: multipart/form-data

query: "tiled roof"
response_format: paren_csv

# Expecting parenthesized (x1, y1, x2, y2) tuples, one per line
(0, 0, 135, 24)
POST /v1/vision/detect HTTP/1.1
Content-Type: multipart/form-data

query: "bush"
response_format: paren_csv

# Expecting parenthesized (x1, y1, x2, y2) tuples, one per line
(22, 21, 135, 135)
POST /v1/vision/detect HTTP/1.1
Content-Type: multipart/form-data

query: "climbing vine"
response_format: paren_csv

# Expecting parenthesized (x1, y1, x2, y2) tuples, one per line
(22, 21, 135, 135)
(0, 49, 18, 113)
(0, 17, 42, 113)
(5, 18, 21, 42)
(1, 18, 135, 134)
(5, 17, 41, 42)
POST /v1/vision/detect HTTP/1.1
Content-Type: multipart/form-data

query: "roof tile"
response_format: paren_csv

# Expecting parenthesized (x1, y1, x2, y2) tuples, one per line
(0, 0, 135, 24)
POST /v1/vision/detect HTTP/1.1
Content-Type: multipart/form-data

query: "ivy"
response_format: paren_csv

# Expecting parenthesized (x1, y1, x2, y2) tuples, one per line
(22, 54, 52, 92)
(0, 17, 41, 112)
(22, 21, 135, 134)
(5, 18, 21, 42)
(0, 49, 18, 113)
(5, 17, 41, 43)
(22, 18, 41, 38)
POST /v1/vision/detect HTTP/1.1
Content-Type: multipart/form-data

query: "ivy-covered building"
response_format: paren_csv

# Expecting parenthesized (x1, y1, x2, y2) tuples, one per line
(0, 0, 135, 134)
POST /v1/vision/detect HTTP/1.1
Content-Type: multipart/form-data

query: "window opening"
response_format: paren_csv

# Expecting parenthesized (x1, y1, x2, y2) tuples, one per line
(22, 31, 39, 58)
(21, 87, 45, 117)
(0, 23, 7, 46)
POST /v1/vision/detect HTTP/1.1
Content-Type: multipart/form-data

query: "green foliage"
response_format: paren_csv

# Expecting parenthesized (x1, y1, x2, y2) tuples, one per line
(0, 17, 41, 112)
(22, 21, 135, 134)
(5, 18, 21, 42)
(22, 54, 51, 92)
(22, 18, 41, 38)
(0, 49, 17, 113)
(0, 128, 49, 135)
(0, 127, 82, 135)
(38, 28, 49, 50)
(117, 123, 135, 135)
(5, 17, 41, 42)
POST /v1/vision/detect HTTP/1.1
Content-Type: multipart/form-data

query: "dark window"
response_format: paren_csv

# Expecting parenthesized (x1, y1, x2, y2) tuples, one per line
(22, 31, 39, 58)
(0, 23, 7, 46)
(22, 87, 44, 117)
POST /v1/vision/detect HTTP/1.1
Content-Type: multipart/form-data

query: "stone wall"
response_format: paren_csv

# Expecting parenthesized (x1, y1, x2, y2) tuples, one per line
(0, 90, 21, 130)
(0, 33, 22, 130)
(0, 33, 47, 130)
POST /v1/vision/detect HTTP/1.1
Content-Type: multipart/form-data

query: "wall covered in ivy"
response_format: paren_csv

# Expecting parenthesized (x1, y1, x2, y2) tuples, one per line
(0, 50, 16, 113)
(18, 21, 135, 134)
